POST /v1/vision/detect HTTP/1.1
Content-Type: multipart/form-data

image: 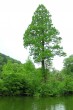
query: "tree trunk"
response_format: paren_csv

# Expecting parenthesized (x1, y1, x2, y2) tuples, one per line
(41, 59, 46, 82)
(41, 37, 46, 82)
(42, 59, 45, 74)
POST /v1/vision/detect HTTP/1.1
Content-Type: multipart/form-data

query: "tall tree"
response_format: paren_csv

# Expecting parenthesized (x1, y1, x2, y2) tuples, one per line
(23, 4, 65, 81)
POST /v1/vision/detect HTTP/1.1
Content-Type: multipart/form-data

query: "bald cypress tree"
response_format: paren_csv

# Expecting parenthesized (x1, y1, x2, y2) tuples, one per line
(23, 4, 65, 81)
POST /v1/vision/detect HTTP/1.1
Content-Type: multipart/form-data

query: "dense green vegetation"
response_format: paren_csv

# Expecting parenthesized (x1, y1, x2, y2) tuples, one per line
(0, 53, 21, 73)
(0, 53, 73, 96)
(0, 4, 73, 97)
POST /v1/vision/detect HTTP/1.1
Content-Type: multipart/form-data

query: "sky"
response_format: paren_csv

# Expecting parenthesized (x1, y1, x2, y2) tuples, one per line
(0, 0, 73, 70)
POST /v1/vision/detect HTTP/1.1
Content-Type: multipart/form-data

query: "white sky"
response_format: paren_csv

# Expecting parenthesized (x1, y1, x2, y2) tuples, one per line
(0, 0, 73, 70)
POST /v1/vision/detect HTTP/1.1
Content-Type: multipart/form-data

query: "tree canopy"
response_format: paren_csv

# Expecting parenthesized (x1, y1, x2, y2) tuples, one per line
(63, 55, 73, 74)
(23, 4, 65, 81)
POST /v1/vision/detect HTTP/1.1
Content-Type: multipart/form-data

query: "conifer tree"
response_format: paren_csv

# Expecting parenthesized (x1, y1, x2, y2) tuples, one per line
(23, 4, 65, 81)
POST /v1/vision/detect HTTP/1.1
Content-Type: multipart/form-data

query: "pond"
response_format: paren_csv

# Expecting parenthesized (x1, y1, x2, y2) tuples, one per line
(0, 96, 73, 110)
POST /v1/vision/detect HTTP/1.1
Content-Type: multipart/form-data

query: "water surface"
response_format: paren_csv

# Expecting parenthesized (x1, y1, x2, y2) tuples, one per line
(0, 96, 73, 110)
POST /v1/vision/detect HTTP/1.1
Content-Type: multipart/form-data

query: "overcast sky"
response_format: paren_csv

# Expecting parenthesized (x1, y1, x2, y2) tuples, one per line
(0, 0, 73, 70)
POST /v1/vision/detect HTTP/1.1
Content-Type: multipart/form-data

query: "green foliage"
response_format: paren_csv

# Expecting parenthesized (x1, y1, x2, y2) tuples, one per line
(23, 59, 35, 72)
(0, 53, 21, 73)
(23, 5, 65, 62)
(0, 57, 73, 96)
(2, 60, 22, 75)
(63, 75, 73, 94)
(63, 55, 73, 75)
(23, 4, 65, 81)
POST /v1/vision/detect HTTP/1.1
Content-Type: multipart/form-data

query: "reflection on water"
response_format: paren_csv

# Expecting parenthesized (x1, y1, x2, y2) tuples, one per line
(32, 98, 66, 110)
(0, 96, 73, 110)
(51, 104, 65, 110)
(32, 103, 65, 110)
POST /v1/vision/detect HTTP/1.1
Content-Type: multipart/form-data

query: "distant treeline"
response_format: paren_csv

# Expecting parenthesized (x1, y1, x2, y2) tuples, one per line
(0, 53, 21, 72)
